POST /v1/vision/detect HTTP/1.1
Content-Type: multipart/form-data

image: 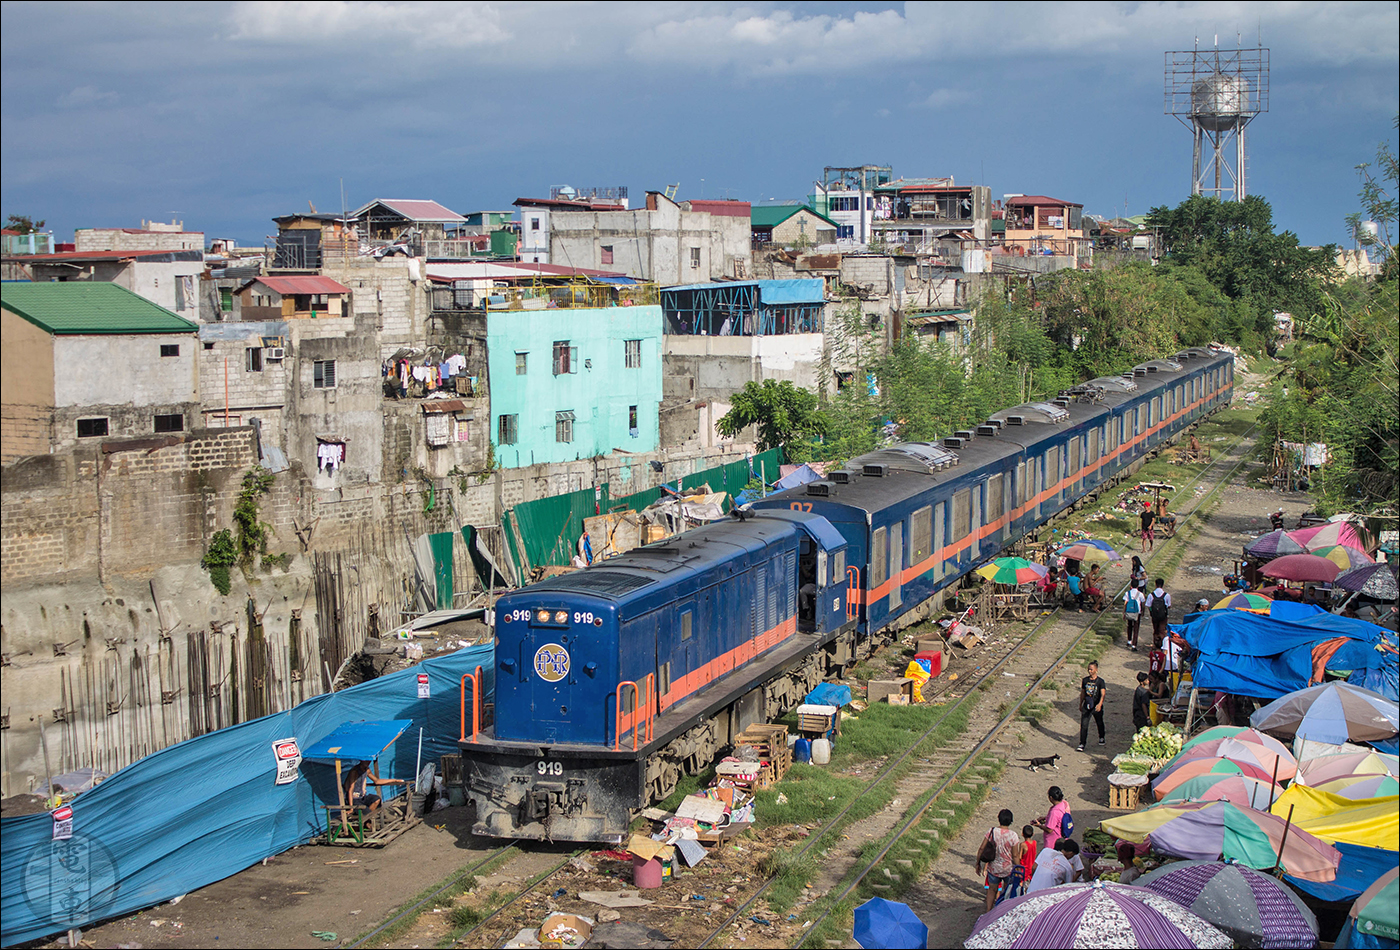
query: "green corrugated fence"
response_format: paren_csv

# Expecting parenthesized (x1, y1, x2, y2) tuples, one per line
(501, 448, 783, 577)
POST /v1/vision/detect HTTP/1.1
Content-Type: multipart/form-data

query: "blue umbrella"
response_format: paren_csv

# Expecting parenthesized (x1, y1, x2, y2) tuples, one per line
(854, 897, 928, 949)
(1251, 683, 1399, 745)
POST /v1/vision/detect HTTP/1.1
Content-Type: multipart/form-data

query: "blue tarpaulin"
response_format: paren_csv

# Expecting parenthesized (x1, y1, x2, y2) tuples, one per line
(772, 464, 823, 492)
(805, 683, 854, 708)
(756, 279, 826, 305)
(0, 646, 492, 947)
(1286, 841, 1399, 903)
(1176, 610, 1397, 701)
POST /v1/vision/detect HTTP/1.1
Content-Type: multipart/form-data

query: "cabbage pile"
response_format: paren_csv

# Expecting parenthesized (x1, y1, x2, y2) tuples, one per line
(1128, 723, 1183, 759)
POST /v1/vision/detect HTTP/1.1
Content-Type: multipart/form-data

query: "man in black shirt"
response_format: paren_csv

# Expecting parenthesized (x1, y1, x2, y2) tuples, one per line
(1078, 661, 1107, 751)
(1139, 503, 1156, 552)
(1132, 672, 1153, 732)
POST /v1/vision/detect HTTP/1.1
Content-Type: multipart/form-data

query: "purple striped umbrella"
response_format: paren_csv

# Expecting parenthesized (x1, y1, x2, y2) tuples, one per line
(1138, 861, 1319, 948)
(1244, 529, 1307, 560)
(964, 880, 1232, 949)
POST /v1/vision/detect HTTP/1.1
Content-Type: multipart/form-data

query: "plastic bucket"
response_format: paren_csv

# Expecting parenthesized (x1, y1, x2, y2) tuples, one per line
(633, 855, 663, 888)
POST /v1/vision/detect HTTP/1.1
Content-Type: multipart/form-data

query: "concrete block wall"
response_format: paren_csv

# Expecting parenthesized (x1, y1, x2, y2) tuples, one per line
(0, 402, 49, 463)
(75, 228, 204, 252)
(322, 258, 428, 349)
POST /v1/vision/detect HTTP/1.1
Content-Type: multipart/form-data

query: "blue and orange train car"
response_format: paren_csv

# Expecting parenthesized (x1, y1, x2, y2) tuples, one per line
(455, 347, 1233, 841)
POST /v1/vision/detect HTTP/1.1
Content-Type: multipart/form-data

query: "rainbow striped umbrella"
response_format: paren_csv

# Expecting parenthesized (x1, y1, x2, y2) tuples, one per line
(1213, 591, 1273, 614)
(1156, 774, 1286, 810)
(1312, 544, 1375, 572)
(1058, 539, 1122, 563)
(975, 557, 1050, 585)
(1297, 751, 1399, 786)
(1313, 773, 1400, 800)
(1153, 758, 1276, 801)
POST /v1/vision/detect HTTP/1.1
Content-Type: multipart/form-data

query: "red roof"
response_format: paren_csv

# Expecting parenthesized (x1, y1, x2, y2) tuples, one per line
(685, 200, 752, 218)
(248, 276, 351, 295)
(353, 199, 466, 223)
(5, 249, 186, 262)
(513, 197, 627, 212)
(1005, 195, 1082, 208)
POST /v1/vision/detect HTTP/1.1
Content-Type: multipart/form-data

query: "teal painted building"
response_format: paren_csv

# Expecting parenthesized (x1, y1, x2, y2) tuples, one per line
(487, 305, 663, 468)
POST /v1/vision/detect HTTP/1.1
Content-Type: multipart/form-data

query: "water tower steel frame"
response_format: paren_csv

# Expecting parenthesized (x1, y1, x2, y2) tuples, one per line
(1164, 46, 1269, 201)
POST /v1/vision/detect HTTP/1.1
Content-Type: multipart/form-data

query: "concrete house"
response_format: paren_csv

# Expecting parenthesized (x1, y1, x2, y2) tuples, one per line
(1, 282, 200, 462)
(237, 275, 351, 320)
(750, 205, 838, 247)
(487, 305, 664, 469)
(15, 248, 206, 324)
(870, 179, 994, 250)
(1002, 195, 1089, 262)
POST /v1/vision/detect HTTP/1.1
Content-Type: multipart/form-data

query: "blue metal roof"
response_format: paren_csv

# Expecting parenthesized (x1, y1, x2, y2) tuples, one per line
(302, 719, 414, 763)
(661, 279, 824, 305)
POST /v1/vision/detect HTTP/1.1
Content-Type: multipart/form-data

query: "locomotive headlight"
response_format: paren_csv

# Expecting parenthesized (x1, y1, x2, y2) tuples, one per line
(536, 609, 550, 623)
(554, 610, 569, 624)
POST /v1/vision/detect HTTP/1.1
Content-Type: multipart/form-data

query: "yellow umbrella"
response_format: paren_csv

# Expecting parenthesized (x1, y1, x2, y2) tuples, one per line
(1269, 785, 1400, 851)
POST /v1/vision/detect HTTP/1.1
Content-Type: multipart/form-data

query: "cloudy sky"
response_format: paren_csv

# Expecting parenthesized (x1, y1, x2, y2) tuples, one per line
(2, 2, 1396, 248)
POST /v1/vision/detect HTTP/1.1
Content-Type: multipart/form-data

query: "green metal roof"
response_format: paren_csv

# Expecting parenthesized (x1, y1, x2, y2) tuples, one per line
(1, 281, 198, 335)
(750, 204, 839, 230)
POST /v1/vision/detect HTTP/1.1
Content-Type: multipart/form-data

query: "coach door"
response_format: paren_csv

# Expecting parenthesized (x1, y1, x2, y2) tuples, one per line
(889, 522, 904, 610)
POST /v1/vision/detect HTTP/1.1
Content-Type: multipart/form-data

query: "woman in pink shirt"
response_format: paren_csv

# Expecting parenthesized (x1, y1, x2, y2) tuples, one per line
(1032, 786, 1072, 851)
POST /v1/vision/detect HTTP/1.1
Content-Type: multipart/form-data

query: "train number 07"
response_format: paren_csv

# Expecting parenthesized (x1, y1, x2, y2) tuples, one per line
(790, 502, 813, 512)
(536, 761, 564, 776)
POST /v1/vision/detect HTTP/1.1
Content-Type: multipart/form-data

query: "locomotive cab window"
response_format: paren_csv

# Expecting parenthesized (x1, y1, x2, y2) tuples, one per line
(680, 609, 693, 641)
(833, 549, 845, 587)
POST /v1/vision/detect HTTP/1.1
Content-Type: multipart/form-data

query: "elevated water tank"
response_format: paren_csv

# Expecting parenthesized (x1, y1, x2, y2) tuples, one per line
(1191, 73, 1249, 131)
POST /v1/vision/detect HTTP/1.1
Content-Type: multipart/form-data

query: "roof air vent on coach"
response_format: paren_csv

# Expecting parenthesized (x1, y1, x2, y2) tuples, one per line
(977, 425, 998, 436)
(862, 463, 889, 478)
(829, 470, 851, 484)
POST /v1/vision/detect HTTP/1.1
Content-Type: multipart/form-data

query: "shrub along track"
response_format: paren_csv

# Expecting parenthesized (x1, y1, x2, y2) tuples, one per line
(361, 421, 1255, 950)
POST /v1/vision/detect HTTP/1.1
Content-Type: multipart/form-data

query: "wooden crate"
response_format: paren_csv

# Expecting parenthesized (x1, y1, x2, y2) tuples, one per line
(734, 726, 791, 779)
(1108, 780, 1144, 812)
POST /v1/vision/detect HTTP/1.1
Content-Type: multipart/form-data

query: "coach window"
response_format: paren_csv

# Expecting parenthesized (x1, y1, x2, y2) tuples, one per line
(1089, 427, 1101, 465)
(971, 485, 983, 549)
(871, 526, 888, 589)
(987, 475, 1004, 531)
(1069, 437, 1082, 490)
(681, 609, 693, 641)
(912, 506, 931, 563)
(933, 501, 946, 580)
(952, 488, 971, 546)
(1044, 446, 1061, 503)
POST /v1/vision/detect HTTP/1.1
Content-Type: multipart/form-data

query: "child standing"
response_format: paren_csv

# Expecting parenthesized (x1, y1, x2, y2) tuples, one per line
(1001, 825, 1038, 901)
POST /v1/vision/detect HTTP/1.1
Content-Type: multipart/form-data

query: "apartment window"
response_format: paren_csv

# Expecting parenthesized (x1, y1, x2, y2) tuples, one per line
(154, 413, 184, 433)
(624, 339, 641, 368)
(552, 341, 577, 375)
(837, 225, 855, 240)
(515, 351, 528, 375)
(498, 414, 518, 445)
(160, 344, 180, 357)
(530, 216, 541, 231)
(555, 410, 575, 443)
(313, 359, 336, 389)
(245, 347, 263, 372)
(628, 405, 638, 436)
(600, 244, 614, 265)
(220, 288, 233, 312)
(76, 418, 109, 438)
(689, 247, 701, 269)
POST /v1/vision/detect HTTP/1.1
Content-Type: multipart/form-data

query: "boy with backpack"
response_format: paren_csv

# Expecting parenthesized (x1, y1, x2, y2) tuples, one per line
(1123, 580, 1146, 651)
(1148, 579, 1172, 648)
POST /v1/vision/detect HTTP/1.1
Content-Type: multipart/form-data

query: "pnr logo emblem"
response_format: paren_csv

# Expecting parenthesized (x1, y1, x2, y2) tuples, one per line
(534, 643, 570, 682)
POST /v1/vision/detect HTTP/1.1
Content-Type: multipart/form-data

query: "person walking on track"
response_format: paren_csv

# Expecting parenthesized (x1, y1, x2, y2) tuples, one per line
(1078, 661, 1107, 750)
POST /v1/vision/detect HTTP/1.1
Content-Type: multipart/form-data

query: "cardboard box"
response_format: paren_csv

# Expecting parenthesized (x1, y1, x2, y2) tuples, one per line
(887, 694, 910, 706)
(866, 677, 915, 705)
(915, 637, 943, 655)
(538, 913, 592, 948)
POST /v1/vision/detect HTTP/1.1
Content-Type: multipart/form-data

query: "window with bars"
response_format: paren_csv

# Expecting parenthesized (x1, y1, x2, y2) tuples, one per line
(624, 339, 641, 368)
(77, 418, 108, 438)
(552, 341, 577, 375)
(154, 413, 184, 433)
(498, 414, 518, 445)
(600, 245, 614, 265)
(246, 347, 263, 372)
(160, 344, 180, 357)
(988, 474, 1004, 525)
(689, 247, 701, 269)
(313, 359, 336, 389)
(555, 410, 574, 443)
(515, 351, 528, 375)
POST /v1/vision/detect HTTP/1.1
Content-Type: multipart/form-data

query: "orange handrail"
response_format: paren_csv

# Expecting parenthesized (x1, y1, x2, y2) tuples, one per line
(614, 673, 657, 751)
(846, 566, 861, 621)
(459, 665, 483, 742)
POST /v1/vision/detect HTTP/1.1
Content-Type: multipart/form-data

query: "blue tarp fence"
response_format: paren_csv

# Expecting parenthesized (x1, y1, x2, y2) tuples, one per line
(0, 645, 493, 947)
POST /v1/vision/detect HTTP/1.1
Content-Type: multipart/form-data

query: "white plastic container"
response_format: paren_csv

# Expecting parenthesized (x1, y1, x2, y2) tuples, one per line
(810, 737, 831, 765)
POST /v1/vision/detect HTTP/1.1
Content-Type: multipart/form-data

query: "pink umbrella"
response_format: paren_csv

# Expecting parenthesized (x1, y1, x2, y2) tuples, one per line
(1297, 751, 1400, 786)
(1157, 774, 1288, 810)
(1153, 758, 1276, 801)
(1293, 520, 1368, 552)
(1214, 736, 1298, 782)
(1260, 554, 1341, 584)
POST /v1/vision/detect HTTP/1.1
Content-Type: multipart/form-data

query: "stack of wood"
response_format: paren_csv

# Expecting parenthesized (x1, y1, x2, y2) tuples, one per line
(730, 723, 792, 785)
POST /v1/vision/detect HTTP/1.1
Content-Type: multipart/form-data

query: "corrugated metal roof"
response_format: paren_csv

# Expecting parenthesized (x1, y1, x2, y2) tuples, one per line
(685, 200, 753, 218)
(1005, 195, 1082, 207)
(248, 275, 351, 295)
(425, 262, 626, 282)
(5, 249, 193, 262)
(1, 281, 199, 335)
(352, 199, 467, 223)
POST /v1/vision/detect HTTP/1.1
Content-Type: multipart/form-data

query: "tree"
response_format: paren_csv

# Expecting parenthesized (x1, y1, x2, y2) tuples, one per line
(1344, 113, 1398, 280)
(5, 214, 45, 234)
(716, 379, 823, 454)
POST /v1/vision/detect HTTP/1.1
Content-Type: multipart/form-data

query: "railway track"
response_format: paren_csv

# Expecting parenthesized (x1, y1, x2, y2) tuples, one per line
(379, 421, 1255, 950)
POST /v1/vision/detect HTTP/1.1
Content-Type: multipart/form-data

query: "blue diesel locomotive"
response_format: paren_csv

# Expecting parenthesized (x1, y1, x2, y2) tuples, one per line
(456, 347, 1234, 841)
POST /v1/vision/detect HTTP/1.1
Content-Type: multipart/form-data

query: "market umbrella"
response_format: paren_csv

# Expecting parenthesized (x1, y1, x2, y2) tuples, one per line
(1153, 758, 1276, 800)
(1213, 591, 1274, 614)
(1181, 727, 1293, 761)
(853, 897, 928, 949)
(1250, 683, 1400, 745)
(1168, 736, 1297, 782)
(1333, 563, 1399, 600)
(1058, 539, 1122, 563)
(1314, 773, 1400, 800)
(964, 880, 1231, 949)
(1260, 554, 1341, 584)
(1245, 529, 1308, 560)
(1297, 751, 1400, 786)
(1293, 521, 1368, 553)
(1339, 867, 1399, 947)
(1138, 860, 1320, 949)
(1270, 786, 1400, 851)
(1100, 801, 1342, 881)
(1157, 774, 1287, 810)
(1313, 544, 1375, 572)
(975, 557, 1049, 585)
